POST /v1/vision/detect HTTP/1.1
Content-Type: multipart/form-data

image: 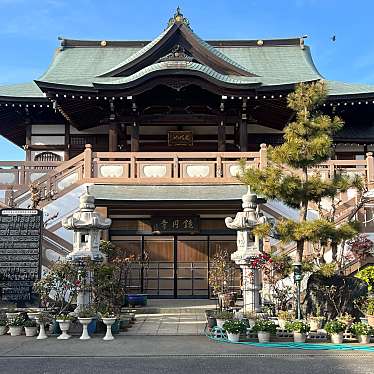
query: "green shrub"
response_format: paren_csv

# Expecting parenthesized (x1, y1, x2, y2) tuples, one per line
(7, 315, 25, 327)
(324, 320, 347, 334)
(367, 299, 374, 316)
(222, 320, 247, 334)
(355, 266, 374, 291)
(252, 320, 277, 334)
(285, 320, 310, 333)
(24, 320, 37, 328)
(350, 322, 373, 336)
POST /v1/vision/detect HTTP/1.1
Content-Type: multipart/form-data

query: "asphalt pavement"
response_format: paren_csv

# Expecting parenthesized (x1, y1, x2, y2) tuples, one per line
(0, 335, 373, 374)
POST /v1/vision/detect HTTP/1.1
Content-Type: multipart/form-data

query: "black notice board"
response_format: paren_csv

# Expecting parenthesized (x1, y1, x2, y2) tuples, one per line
(0, 209, 42, 305)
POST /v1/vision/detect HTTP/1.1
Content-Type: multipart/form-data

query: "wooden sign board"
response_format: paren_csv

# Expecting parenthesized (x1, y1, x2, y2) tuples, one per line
(168, 131, 193, 146)
(151, 215, 199, 234)
(0, 209, 42, 305)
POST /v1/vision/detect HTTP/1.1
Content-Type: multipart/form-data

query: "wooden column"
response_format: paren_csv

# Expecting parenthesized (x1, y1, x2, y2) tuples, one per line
(218, 121, 226, 151)
(25, 124, 32, 161)
(108, 123, 118, 152)
(64, 122, 70, 160)
(131, 122, 139, 152)
(239, 118, 248, 151)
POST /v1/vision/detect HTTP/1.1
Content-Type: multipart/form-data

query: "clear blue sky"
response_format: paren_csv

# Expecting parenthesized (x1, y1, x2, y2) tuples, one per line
(0, 0, 373, 160)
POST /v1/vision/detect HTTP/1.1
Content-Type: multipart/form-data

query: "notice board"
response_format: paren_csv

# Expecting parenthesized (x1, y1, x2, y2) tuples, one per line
(0, 209, 42, 305)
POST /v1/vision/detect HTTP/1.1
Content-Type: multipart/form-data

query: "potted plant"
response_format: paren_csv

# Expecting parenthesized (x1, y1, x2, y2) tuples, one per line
(285, 321, 310, 343)
(36, 312, 53, 340)
(0, 314, 7, 336)
(24, 319, 38, 337)
(208, 249, 235, 310)
(252, 319, 277, 343)
(7, 315, 24, 336)
(78, 306, 96, 340)
(100, 311, 118, 341)
(243, 311, 257, 328)
(223, 320, 247, 343)
(6, 308, 20, 320)
(27, 308, 41, 321)
(214, 310, 234, 328)
(308, 315, 324, 331)
(277, 310, 294, 329)
(350, 322, 373, 344)
(56, 314, 74, 340)
(337, 313, 354, 328)
(325, 319, 347, 344)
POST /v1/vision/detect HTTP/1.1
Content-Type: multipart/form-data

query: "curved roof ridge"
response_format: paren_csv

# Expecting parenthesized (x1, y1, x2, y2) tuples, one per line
(93, 61, 261, 87)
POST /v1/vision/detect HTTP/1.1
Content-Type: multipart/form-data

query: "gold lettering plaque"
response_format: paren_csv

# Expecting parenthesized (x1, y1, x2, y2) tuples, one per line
(168, 131, 193, 146)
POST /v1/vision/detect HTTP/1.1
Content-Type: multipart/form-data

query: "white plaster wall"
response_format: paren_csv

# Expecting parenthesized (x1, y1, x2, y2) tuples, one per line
(32, 124, 65, 134)
(31, 135, 65, 145)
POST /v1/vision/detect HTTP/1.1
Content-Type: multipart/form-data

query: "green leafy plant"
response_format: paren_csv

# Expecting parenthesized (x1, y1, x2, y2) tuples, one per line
(78, 306, 96, 318)
(7, 315, 25, 327)
(24, 320, 37, 328)
(318, 263, 337, 278)
(324, 320, 347, 334)
(56, 314, 75, 321)
(350, 322, 373, 336)
(213, 310, 234, 320)
(37, 312, 53, 324)
(223, 320, 247, 334)
(355, 266, 374, 292)
(0, 314, 7, 326)
(252, 320, 277, 334)
(366, 299, 374, 316)
(285, 320, 310, 333)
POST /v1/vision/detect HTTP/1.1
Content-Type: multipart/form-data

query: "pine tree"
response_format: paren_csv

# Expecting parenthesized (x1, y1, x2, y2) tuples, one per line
(241, 81, 358, 264)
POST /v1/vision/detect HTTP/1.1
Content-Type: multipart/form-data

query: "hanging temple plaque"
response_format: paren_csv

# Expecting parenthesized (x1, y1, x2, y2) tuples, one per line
(0, 209, 42, 305)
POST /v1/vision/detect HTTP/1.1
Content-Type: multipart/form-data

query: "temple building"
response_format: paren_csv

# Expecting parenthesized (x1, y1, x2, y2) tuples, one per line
(1, 8, 374, 298)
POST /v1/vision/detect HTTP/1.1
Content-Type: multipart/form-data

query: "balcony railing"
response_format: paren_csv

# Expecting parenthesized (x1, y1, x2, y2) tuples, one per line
(2, 144, 374, 207)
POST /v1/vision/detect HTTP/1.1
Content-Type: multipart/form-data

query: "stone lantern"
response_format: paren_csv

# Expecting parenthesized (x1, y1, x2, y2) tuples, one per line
(62, 188, 112, 309)
(225, 186, 267, 313)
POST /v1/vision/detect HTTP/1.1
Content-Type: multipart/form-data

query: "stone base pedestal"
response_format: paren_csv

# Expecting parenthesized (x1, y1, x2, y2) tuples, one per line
(241, 265, 261, 313)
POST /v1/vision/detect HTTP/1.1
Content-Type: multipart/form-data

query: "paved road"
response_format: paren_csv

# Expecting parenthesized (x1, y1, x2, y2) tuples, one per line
(0, 335, 373, 374)
(1, 355, 374, 374)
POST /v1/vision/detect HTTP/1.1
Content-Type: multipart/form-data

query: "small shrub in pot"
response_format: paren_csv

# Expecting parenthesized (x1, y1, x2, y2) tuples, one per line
(252, 319, 276, 343)
(223, 320, 247, 343)
(325, 320, 347, 344)
(285, 321, 310, 343)
(24, 319, 38, 337)
(350, 322, 373, 344)
(214, 311, 234, 328)
(7, 315, 25, 336)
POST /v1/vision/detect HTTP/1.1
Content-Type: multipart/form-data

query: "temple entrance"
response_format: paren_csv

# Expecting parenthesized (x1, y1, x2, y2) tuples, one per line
(111, 234, 240, 298)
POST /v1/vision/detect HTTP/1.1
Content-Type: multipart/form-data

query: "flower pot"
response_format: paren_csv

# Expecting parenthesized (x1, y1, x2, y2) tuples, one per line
(102, 317, 117, 341)
(9, 326, 23, 336)
(78, 317, 93, 340)
(227, 332, 240, 343)
(257, 331, 270, 343)
(27, 312, 40, 321)
(36, 321, 48, 340)
(216, 319, 225, 329)
(25, 326, 38, 337)
(367, 315, 374, 327)
(111, 319, 120, 334)
(309, 319, 323, 331)
(6, 312, 20, 320)
(0, 326, 7, 335)
(56, 320, 71, 340)
(207, 316, 217, 329)
(331, 332, 344, 344)
(277, 319, 287, 330)
(87, 318, 97, 335)
(358, 335, 371, 344)
(293, 332, 306, 343)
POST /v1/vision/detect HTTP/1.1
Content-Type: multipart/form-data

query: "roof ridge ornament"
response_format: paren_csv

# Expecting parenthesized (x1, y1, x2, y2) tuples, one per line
(167, 6, 191, 30)
(158, 44, 194, 62)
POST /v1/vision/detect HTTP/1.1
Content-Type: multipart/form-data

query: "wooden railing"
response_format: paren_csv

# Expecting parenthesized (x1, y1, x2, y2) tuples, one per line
(3, 144, 374, 207)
